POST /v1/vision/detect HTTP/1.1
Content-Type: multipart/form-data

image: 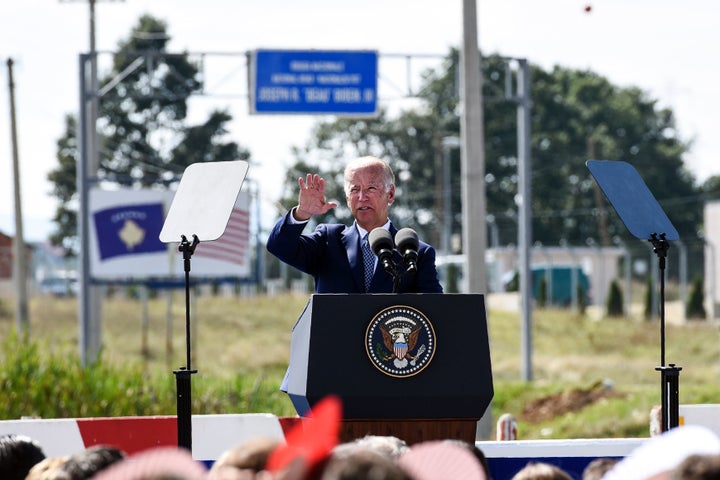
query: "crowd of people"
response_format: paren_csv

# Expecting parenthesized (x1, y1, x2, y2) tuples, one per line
(3, 400, 720, 480)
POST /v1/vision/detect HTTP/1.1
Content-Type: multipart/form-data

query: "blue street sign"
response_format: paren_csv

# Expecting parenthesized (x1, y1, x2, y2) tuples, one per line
(250, 49, 378, 116)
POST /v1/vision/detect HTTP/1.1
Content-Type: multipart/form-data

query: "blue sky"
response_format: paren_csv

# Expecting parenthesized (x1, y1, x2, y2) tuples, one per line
(1, 0, 718, 241)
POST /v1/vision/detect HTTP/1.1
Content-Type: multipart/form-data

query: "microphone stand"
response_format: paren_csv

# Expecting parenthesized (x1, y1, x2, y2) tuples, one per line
(388, 256, 417, 293)
(376, 255, 400, 293)
(392, 269, 402, 293)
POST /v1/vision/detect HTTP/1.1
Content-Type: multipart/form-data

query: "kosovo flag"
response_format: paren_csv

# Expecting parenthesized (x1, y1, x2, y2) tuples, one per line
(93, 203, 167, 260)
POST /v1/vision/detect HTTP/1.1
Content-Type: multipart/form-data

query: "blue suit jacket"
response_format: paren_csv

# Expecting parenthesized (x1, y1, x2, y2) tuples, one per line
(266, 211, 443, 294)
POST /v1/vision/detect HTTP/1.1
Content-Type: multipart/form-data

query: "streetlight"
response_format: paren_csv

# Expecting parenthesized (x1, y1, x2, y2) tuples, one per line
(486, 214, 501, 293)
(486, 214, 499, 249)
(560, 239, 579, 311)
(704, 238, 717, 321)
(586, 237, 606, 311)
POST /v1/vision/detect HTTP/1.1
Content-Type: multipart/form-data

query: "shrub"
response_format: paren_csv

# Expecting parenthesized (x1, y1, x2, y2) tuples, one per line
(0, 331, 293, 420)
(606, 280, 624, 317)
(537, 276, 548, 308)
(446, 263, 459, 293)
(686, 274, 707, 320)
(577, 283, 587, 315)
(644, 275, 653, 320)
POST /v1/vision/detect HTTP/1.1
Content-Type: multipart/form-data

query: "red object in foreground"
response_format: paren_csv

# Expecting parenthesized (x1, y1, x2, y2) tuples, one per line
(266, 395, 342, 473)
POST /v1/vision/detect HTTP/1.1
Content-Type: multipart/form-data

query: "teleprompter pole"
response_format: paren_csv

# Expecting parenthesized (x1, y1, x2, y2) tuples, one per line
(649, 232, 682, 432)
(158, 160, 250, 451)
(175, 234, 199, 451)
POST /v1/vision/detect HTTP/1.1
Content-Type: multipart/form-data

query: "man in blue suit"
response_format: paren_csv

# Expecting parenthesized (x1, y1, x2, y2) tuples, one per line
(266, 156, 443, 294)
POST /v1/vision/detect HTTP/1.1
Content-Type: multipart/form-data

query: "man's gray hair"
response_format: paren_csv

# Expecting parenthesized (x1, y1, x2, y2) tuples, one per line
(343, 156, 395, 195)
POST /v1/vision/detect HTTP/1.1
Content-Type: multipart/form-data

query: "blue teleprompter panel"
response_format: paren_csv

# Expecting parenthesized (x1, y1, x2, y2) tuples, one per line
(587, 160, 679, 241)
(251, 49, 378, 116)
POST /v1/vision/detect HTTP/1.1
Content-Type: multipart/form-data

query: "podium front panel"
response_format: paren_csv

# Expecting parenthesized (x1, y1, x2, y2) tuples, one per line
(286, 293, 493, 419)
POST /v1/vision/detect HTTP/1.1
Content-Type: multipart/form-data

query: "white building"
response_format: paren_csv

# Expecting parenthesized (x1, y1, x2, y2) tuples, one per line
(703, 200, 720, 318)
(438, 245, 625, 308)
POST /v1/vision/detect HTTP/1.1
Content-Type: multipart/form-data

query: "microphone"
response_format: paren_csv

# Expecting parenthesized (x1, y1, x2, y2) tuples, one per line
(395, 228, 419, 273)
(368, 228, 396, 276)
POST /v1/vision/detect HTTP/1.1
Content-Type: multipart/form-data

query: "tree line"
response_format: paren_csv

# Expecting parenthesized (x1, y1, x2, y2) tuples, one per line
(48, 14, 720, 283)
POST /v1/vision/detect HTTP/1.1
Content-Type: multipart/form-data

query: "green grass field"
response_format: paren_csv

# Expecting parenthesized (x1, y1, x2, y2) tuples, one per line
(1, 291, 718, 440)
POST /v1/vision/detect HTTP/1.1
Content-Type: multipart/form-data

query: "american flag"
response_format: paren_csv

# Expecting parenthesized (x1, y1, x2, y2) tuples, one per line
(194, 207, 250, 267)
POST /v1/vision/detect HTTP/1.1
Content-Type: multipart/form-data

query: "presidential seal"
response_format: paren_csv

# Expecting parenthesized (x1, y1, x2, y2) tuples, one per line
(365, 305, 436, 378)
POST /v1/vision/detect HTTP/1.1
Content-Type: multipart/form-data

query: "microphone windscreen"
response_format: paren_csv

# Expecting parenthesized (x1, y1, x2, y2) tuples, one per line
(368, 228, 394, 255)
(395, 228, 419, 253)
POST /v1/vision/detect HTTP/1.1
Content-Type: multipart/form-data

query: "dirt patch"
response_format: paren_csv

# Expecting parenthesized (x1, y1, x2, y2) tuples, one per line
(521, 382, 623, 423)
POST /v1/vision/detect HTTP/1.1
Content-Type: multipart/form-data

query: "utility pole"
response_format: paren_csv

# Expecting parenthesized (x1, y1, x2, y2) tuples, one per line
(461, 0, 487, 296)
(6, 58, 30, 338)
(63, 0, 123, 364)
(461, 0, 489, 438)
(516, 59, 533, 382)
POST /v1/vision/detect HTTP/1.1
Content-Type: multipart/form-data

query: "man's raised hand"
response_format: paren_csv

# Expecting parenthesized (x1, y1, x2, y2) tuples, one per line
(294, 174, 338, 221)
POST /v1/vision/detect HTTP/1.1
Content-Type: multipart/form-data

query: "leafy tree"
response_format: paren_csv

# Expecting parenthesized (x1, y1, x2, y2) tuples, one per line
(278, 53, 462, 247)
(47, 115, 79, 255)
(518, 65, 698, 250)
(47, 15, 249, 252)
(98, 15, 249, 185)
(701, 175, 720, 201)
(280, 50, 702, 268)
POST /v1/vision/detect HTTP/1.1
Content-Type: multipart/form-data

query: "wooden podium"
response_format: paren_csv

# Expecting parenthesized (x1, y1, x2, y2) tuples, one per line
(284, 294, 493, 445)
(340, 419, 479, 445)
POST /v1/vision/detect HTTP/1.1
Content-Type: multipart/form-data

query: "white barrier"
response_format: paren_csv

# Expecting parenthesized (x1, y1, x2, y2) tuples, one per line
(477, 438, 644, 458)
(679, 404, 720, 435)
(0, 414, 286, 463)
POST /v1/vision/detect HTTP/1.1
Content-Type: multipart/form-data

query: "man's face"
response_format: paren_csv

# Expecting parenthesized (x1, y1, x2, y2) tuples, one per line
(345, 165, 395, 231)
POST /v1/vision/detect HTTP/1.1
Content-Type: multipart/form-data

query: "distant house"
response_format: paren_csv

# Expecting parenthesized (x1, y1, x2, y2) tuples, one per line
(0, 231, 75, 298)
(704, 200, 720, 319)
(32, 241, 77, 297)
(0, 231, 12, 279)
(0, 230, 32, 297)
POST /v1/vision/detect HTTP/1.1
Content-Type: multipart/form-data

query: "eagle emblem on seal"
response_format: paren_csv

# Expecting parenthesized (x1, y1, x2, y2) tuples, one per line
(365, 305, 436, 378)
(380, 324, 421, 362)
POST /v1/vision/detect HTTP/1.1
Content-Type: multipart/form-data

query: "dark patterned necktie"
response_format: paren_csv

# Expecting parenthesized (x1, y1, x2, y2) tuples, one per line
(361, 234, 374, 292)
